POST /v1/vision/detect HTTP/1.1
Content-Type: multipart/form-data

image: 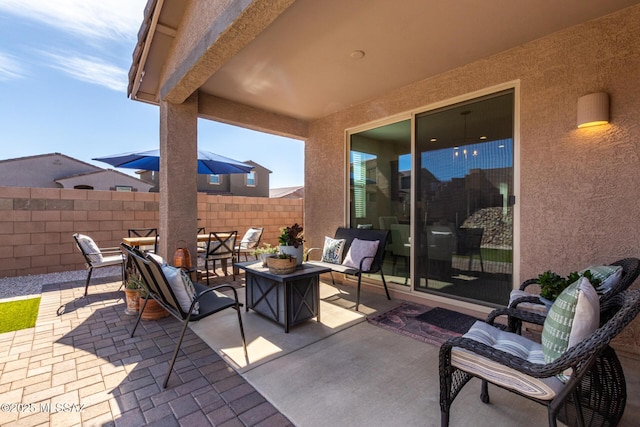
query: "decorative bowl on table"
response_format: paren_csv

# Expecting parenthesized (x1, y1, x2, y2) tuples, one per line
(266, 255, 297, 274)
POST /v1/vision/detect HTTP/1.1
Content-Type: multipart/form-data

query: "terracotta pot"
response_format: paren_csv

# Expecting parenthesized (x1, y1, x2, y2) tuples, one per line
(124, 289, 140, 315)
(173, 246, 192, 270)
(267, 255, 297, 274)
(141, 298, 170, 321)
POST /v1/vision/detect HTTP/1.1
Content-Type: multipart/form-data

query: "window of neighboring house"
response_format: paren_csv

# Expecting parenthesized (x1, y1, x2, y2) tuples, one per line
(115, 186, 132, 192)
(209, 174, 220, 185)
(246, 171, 256, 187)
(74, 185, 93, 190)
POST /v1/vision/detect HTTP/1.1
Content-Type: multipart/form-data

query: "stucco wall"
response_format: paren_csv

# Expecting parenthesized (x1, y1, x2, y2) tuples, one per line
(0, 186, 302, 278)
(305, 6, 640, 352)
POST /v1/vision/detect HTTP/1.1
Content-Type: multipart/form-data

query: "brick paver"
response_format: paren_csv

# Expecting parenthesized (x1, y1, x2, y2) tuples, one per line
(0, 276, 294, 426)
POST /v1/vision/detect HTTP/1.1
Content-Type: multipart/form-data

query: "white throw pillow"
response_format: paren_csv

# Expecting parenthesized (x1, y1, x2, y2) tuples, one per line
(161, 264, 199, 314)
(341, 238, 380, 271)
(321, 236, 346, 264)
(76, 234, 103, 263)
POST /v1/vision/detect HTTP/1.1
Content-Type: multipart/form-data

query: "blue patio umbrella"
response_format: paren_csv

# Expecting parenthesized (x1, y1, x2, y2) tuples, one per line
(93, 149, 254, 175)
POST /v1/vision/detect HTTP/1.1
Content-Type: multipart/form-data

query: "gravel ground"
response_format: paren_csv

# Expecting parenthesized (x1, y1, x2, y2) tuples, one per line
(0, 266, 122, 302)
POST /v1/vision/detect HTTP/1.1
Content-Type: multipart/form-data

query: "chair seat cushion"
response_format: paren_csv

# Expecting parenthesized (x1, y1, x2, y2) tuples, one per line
(93, 254, 123, 267)
(191, 283, 238, 321)
(342, 238, 379, 271)
(452, 321, 564, 400)
(306, 260, 359, 275)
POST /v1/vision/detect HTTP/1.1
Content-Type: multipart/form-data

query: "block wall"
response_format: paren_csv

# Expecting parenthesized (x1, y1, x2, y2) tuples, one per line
(0, 186, 302, 277)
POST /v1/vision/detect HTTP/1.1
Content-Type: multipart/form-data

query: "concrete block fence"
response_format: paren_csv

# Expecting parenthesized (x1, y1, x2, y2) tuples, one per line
(0, 186, 302, 278)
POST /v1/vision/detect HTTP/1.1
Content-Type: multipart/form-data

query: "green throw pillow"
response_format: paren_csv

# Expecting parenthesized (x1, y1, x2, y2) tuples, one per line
(541, 277, 599, 365)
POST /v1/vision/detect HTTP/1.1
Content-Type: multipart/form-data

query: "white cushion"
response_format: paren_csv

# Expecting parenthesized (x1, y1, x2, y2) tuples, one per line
(240, 228, 262, 249)
(452, 321, 564, 400)
(541, 277, 599, 366)
(321, 236, 346, 264)
(342, 238, 379, 271)
(161, 264, 198, 314)
(76, 234, 103, 263)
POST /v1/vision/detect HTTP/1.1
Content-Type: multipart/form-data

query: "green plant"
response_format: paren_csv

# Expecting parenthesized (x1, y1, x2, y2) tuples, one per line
(538, 269, 602, 301)
(278, 223, 304, 248)
(251, 243, 278, 256)
(125, 273, 144, 290)
(275, 253, 294, 260)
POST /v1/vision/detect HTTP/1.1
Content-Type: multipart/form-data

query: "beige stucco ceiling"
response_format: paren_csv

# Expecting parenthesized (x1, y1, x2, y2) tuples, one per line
(131, 0, 640, 121)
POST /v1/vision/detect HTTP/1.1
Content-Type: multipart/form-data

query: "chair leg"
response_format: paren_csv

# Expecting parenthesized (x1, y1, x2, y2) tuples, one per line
(356, 275, 362, 311)
(205, 258, 210, 286)
(380, 270, 390, 300)
(480, 380, 490, 403)
(130, 295, 149, 338)
(84, 267, 93, 296)
(329, 271, 336, 286)
(163, 319, 191, 388)
(236, 306, 248, 360)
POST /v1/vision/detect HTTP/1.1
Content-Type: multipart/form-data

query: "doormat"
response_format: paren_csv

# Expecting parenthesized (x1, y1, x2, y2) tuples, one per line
(367, 302, 481, 346)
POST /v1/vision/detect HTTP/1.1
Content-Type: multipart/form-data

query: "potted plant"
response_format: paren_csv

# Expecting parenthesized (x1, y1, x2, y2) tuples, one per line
(123, 273, 144, 315)
(538, 269, 602, 307)
(251, 243, 279, 266)
(278, 223, 304, 265)
(266, 253, 297, 274)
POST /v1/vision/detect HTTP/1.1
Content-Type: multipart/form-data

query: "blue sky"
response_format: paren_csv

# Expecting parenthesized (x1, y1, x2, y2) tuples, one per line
(0, 0, 304, 188)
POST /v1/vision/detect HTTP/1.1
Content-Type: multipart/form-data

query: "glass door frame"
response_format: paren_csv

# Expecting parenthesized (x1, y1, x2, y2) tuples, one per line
(345, 81, 521, 298)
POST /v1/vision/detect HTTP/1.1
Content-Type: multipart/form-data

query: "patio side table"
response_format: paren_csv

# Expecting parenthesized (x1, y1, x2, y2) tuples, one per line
(237, 261, 331, 332)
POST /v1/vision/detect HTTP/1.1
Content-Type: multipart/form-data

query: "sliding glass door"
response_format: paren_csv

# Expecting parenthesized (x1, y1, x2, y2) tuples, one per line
(349, 120, 412, 287)
(414, 90, 514, 306)
(348, 89, 515, 306)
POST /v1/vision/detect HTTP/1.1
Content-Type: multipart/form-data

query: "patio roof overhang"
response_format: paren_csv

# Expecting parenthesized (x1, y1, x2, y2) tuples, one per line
(128, 0, 640, 126)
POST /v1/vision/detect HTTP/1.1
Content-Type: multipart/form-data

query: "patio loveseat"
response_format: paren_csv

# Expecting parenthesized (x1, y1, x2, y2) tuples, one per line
(306, 227, 390, 311)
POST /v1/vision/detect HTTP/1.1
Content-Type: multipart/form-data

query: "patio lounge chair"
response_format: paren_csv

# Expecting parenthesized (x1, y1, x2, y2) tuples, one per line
(122, 243, 247, 388)
(73, 233, 125, 296)
(439, 288, 640, 427)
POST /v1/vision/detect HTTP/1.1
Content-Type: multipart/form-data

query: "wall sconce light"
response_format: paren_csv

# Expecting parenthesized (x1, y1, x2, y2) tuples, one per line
(577, 92, 609, 128)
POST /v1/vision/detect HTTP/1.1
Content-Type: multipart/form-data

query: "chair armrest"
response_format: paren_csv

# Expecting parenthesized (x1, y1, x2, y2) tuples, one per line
(509, 295, 545, 310)
(305, 247, 322, 261)
(486, 307, 547, 329)
(519, 278, 540, 291)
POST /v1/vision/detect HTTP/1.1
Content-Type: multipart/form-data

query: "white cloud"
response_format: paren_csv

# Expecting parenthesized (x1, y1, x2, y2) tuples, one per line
(0, 51, 25, 80)
(0, 0, 147, 42)
(45, 52, 128, 92)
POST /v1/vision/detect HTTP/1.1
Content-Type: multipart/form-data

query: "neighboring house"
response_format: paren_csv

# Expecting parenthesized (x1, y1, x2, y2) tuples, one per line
(126, 0, 640, 348)
(270, 186, 304, 199)
(138, 160, 271, 197)
(0, 153, 153, 191)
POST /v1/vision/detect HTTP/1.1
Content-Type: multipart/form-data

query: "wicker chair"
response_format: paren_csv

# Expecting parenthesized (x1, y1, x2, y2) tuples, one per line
(439, 289, 640, 427)
(508, 258, 640, 331)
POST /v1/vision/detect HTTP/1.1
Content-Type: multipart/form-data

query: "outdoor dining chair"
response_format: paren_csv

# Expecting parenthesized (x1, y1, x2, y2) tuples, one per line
(201, 230, 238, 285)
(122, 243, 247, 388)
(73, 233, 125, 296)
(440, 288, 640, 427)
(235, 227, 264, 261)
(127, 227, 159, 253)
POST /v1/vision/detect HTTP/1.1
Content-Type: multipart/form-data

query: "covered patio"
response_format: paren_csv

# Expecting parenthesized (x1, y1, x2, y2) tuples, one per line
(3, 270, 640, 426)
(128, 0, 640, 353)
